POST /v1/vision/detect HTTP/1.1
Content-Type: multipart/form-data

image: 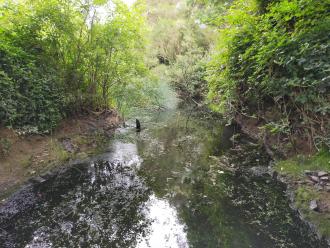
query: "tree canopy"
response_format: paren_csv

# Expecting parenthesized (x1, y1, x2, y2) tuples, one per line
(0, 0, 329, 151)
(0, 0, 151, 131)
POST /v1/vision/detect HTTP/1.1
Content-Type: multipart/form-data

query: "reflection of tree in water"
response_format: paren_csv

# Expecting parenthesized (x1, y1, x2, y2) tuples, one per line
(136, 111, 327, 248)
(137, 114, 271, 247)
(1, 161, 152, 248)
(172, 171, 275, 248)
(171, 156, 328, 248)
(225, 175, 328, 248)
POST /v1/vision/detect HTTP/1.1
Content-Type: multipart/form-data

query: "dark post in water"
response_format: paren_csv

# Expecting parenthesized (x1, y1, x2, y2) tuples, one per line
(136, 119, 141, 132)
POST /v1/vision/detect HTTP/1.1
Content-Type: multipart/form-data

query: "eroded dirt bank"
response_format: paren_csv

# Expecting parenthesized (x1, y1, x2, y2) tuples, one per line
(0, 109, 120, 200)
(1, 105, 329, 248)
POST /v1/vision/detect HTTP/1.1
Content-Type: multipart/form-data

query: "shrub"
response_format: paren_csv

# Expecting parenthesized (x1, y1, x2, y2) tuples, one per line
(207, 0, 330, 150)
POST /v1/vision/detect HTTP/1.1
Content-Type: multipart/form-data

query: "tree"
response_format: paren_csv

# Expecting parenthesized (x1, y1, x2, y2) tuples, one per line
(0, 0, 154, 131)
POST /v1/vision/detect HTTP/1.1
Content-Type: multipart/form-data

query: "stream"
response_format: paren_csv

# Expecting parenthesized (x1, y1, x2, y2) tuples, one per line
(0, 102, 328, 248)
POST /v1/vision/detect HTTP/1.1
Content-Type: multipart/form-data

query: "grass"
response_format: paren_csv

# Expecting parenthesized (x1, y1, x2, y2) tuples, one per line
(0, 138, 12, 157)
(275, 149, 330, 179)
(49, 139, 70, 162)
(295, 186, 321, 209)
(21, 156, 33, 168)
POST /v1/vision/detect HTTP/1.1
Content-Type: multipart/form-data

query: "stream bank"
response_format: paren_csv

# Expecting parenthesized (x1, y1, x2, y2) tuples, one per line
(0, 103, 329, 247)
(233, 112, 330, 244)
(0, 109, 120, 201)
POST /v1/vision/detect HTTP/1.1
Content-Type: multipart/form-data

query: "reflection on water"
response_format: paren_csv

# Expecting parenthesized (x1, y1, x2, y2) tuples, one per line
(0, 106, 328, 248)
(108, 141, 142, 167)
(11, 159, 152, 248)
(0, 137, 189, 248)
(137, 195, 188, 248)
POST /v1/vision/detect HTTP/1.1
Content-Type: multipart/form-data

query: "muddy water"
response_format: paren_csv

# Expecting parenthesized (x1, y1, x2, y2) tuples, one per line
(0, 105, 328, 248)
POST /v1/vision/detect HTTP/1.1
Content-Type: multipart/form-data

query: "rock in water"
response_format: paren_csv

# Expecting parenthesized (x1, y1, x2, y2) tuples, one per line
(29, 176, 46, 184)
(136, 119, 141, 132)
(309, 176, 319, 183)
(318, 171, 328, 177)
(60, 138, 76, 153)
(320, 176, 329, 181)
(304, 170, 312, 176)
(272, 171, 278, 180)
(309, 200, 318, 211)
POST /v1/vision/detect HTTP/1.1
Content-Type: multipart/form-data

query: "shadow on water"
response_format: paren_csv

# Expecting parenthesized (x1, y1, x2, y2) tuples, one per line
(0, 104, 329, 248)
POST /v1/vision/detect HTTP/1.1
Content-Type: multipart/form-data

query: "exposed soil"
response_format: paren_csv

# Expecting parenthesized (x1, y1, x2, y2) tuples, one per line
(235, 113, 313, 158)
(0, 109, 120, 200)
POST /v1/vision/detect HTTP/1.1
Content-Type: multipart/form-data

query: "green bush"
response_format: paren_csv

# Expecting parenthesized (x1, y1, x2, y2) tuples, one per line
(169, 49, 209, 101)
(0, 0, 151, 132)
(207, 0, 330, 149)
(0, 40, 63, 131)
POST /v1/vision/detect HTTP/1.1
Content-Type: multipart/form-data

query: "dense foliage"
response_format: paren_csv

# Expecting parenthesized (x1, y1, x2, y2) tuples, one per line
(146, 0, 214, 102)
(0, 0, 151, 132)
(205, 0, 330, 151)
(1, 0, 329, 152)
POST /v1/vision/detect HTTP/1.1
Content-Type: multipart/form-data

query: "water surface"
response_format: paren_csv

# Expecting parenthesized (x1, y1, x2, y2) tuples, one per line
(0, 105, 327, 248)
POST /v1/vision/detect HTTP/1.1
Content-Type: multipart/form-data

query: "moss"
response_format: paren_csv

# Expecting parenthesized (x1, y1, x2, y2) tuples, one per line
(275, 150, 330, 179)
(295, 186, 320, 209)
(295, 186, 330, 238)
(275, 151, 330, 239)
(76, 152, 88, 159)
